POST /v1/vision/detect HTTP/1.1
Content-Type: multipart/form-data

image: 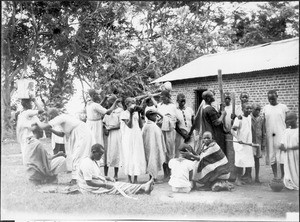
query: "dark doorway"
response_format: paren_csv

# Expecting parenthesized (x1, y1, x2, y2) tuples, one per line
(194, 89, 207, 113)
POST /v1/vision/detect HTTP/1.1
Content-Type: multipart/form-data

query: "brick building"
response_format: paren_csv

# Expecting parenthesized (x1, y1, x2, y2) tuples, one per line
(153, 37, 299, 115)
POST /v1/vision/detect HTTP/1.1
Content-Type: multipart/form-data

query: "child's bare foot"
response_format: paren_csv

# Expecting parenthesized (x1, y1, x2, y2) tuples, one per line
(144, 178, 154, 194)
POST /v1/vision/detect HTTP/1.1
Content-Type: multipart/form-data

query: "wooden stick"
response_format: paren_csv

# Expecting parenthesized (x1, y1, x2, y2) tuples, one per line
(232, 92, 235, 116)
(134, 92, 161, 100)
(218, 69, 224, 111)
(226, 140, 260, 148)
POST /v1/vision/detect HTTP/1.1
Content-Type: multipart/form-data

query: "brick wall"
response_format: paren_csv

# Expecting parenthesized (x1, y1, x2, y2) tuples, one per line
(169, 66, 299, 116)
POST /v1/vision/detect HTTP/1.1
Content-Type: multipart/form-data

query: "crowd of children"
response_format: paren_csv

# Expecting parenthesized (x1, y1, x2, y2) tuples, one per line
(16, 87, 299, 195)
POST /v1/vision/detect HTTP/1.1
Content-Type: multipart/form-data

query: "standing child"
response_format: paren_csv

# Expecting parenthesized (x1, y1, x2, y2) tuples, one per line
(103, 95, 124, 181)
(251, 104, 266, 183)
(231, 102, 254, 185)
(142, 110, 166, 182)
(279, 112, 299, 190)
(120, 97, 146, 184)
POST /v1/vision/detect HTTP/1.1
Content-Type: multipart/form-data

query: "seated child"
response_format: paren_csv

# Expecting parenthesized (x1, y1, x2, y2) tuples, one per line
(168, 144, 195, 193)
(25, 124, 67, 185)
(279, 112, 299, 190)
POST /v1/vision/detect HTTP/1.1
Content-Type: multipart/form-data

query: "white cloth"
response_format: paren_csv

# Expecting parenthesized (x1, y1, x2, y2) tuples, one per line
(263, 103, 288, 165)
(86, 101, 107, 146)
(48, 115, 93, 179)
(168, 158, 195, 188)
(16, 109, 40, 164)
(281, 128, 299, 190)
(103, 107, 123, 167)
(232, 115, 254, 167)
(120, 111, 146, 176)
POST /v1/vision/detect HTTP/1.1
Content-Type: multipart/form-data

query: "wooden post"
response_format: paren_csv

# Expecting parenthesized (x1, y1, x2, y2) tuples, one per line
(218, 69, 224, 110)
(232, 92, 235, 117)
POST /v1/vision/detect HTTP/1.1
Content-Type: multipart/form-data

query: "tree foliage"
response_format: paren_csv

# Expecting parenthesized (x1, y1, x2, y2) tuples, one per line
(1, 1, 299, 139)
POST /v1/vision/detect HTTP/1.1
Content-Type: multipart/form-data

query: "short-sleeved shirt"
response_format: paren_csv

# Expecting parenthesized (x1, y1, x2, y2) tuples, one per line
(168, 158, 195, 188)
(48, 114, 82, 135)
(77, 157, 106, 192)
(175, 107, 194, 132)
(103, 107, 123, 128)
(86, 102, 107, 121)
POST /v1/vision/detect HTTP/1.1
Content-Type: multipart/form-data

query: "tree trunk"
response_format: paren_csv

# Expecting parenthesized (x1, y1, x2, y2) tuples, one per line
(1, 76, 13, 140)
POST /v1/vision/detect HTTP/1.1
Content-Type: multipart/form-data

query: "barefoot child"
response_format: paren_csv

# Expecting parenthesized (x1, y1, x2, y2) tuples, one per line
(142, 110, 166, 182)
(231, 102, 254, 185)
(120, 97, 146, 183)
(251, 103, 266, 183)
(279, 112, 299, 190)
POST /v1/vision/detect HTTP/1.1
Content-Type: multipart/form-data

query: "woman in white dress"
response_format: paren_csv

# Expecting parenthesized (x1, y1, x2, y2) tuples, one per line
(86, 89, 120, 147)
(120, 97, 146, 184)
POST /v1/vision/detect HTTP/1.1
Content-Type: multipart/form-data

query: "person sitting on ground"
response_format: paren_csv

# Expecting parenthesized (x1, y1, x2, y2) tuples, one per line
(168, 144, 195, 193)
(24, 123, 67, 185)
(181, 131, 233, 192)
(279, 112, 299, 190)
(77, 144, 154, 196)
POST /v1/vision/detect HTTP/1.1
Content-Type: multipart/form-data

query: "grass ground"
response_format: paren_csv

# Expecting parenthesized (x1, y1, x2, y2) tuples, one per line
(1, 138, 299, 221)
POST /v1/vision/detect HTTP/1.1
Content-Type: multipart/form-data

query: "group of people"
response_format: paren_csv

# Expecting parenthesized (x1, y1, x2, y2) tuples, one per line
(16, 86, 298, 197)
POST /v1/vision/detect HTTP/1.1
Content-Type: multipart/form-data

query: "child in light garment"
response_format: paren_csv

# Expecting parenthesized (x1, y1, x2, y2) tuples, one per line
(279, 112, 299, 190)
(168, 144, 195, 193)
(231, 102, 254, 185)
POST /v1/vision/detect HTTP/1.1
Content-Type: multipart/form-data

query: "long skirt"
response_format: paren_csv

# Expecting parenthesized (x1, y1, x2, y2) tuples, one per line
(86, 119, 104, 146)
(67, 122, 93, 179)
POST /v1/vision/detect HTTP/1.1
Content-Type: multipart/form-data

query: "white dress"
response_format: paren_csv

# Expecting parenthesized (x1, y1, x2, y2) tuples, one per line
(120, 110, 146, 176)
(263, 103, 288, 165)
(86, 101, 107, 146)
(103, 107, 123, 167)
(232, 115, 254, 167)
(16, 109, 40, 164)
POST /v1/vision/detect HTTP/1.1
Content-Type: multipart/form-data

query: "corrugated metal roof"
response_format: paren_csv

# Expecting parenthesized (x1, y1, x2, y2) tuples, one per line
(153, 37, 299, 83)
